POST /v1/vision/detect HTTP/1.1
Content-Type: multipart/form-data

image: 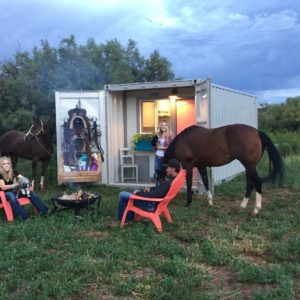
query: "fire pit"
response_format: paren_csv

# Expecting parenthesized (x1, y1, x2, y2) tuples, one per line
(51, 190, 101, 216)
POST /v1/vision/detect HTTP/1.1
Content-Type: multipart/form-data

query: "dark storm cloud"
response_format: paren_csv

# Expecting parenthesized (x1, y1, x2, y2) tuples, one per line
(1, 0, 300, 103)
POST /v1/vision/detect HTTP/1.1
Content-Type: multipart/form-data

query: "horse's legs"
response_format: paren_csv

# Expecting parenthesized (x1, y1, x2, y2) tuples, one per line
(240, 174, 254, 209)
(31, 159, 38, 189)
(241, 167, 262, 215)
(182, 163, 193, 206)
(198, 167, 213, 206)
(252, 168, 262, 215)
(40, 160, 50, 189)
(10, 155, 18, 169)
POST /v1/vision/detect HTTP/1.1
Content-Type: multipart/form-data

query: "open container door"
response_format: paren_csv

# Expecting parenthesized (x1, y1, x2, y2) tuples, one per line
(195, 79, 213, 194)
(55, 91, 105, 184)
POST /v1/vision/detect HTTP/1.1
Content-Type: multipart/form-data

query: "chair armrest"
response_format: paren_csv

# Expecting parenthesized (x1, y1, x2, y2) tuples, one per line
(0, 190, 5, 199)
(129, 194, 163, 202)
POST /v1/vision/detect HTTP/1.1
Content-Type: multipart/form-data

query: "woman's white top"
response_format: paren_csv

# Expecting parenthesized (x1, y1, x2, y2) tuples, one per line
(155, 137, 165, 157)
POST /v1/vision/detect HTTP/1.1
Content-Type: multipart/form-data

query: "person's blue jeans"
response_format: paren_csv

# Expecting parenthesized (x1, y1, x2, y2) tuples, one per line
(155, 156, 164, 186)
(5, 191, 48, 220)
(117, 191, 155, 223)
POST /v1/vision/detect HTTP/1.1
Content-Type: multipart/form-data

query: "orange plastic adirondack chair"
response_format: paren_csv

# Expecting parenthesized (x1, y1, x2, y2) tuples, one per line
(0, 188, 37, 221)
(120, 169, 186, 233)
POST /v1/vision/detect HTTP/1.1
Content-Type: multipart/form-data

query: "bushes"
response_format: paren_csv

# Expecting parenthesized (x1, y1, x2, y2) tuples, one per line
(267, 132, 300, 157)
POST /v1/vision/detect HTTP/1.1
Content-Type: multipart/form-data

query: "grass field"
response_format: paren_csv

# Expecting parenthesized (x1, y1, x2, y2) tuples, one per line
(0, 155, 300, 299)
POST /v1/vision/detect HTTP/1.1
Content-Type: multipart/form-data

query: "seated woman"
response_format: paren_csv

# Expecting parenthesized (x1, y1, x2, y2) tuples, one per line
(0, 156, 48, 220)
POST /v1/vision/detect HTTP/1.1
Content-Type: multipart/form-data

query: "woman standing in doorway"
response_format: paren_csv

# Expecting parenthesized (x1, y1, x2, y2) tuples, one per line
(154, 120, 174, 185)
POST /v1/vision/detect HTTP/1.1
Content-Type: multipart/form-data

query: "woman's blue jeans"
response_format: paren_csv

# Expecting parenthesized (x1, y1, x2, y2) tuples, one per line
(155, 156, 165, 186)
(117, 191, 154, 223)
(4, 191, 48, 220)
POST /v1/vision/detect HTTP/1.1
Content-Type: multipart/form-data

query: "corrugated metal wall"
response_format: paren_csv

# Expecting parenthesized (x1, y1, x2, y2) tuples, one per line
(209, 84, 257, 184)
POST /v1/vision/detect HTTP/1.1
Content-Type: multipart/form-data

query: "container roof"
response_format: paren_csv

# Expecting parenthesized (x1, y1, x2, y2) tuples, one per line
(104, 79, 204, 92)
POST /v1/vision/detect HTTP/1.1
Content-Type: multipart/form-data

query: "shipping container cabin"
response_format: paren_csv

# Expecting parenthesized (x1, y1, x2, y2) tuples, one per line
(55, 78, 257, 192)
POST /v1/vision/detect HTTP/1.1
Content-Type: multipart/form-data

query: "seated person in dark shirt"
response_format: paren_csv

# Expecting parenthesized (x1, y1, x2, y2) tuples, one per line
(117, 159, 181, 223)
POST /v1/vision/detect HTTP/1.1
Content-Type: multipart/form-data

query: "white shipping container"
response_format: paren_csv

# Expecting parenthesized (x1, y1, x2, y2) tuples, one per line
(55, 78, 257, 192)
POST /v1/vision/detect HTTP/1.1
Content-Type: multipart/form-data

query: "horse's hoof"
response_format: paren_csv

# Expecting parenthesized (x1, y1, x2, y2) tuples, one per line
(250, 210, 258, 217)
(184, 202, 191, 207)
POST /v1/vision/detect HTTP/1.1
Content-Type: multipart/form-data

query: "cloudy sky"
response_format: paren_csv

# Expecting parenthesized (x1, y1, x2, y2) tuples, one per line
(1, 0, 300, 104)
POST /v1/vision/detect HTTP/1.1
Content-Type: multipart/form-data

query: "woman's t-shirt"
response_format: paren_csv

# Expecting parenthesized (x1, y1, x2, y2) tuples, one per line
(0, 171, 19, 191)
(155, 137, 165, 157)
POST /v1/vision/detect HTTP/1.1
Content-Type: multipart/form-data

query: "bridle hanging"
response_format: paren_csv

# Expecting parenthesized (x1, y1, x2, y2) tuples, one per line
(24, 120, 52, 156)
(24, 119, 44, 139)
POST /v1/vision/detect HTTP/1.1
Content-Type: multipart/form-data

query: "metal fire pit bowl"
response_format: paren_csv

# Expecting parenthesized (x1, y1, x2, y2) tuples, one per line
(51, 192, 101, 217)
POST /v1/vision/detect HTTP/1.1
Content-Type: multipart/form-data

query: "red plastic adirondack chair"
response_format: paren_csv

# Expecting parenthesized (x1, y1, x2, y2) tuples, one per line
(120, 169, 186, 233)
(0, 188, 37, 221)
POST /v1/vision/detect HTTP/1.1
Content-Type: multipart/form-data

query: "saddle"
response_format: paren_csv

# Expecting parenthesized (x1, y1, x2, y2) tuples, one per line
(62, 101, 104, 171)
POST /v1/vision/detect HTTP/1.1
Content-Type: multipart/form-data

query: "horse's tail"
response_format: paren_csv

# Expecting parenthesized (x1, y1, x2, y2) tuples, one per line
(259, 131, 285, 183)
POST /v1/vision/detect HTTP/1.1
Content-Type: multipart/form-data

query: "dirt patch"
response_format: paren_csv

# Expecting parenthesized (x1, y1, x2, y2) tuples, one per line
(171, 228, 211, 245)
(239, 251, 269, 265)
(84, 283, 114, 300)
(120, 267, 153, 280)
(70, 283, 132, 300)
(205, 266, 276, 299)
(80, 231, 109, 239)
(9, 286, 28, 299)
(46, 248, 56, 253)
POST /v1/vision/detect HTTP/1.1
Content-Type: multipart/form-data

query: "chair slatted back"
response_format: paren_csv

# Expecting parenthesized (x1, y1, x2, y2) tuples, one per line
(157, 169, 186, 209)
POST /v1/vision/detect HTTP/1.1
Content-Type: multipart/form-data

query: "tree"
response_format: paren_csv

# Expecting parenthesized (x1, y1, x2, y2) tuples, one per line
(0, 36, 175, 134)
(144, 50, 174, 81)
(258, 97, 300, 132)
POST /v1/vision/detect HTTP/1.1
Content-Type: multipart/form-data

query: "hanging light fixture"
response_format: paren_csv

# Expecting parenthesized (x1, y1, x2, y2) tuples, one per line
(169, 88, 178, 101)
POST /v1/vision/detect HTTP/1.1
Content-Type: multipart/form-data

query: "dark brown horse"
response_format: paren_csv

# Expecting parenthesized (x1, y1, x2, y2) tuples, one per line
(0, 117, 53, 189)
(163, 124, 284, 215)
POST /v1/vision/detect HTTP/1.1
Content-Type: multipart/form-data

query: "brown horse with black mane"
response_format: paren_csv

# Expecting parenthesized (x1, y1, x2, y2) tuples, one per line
(163, 124, 284, 215)
(0, 117, 53, 189)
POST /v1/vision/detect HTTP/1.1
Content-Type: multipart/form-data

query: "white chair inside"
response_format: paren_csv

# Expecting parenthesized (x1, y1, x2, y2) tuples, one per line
(120, 148, 138, 183)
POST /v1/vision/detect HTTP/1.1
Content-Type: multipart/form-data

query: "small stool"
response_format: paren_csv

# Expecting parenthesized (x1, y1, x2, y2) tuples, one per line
(120, 148, 138, 182)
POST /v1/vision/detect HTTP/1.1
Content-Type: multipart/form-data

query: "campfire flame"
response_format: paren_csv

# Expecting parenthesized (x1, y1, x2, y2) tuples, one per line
(59, 189, 96, 201)
(76, 189, 83, 200)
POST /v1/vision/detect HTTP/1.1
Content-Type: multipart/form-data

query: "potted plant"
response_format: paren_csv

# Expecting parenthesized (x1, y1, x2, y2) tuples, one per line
(131, 133, 155, 151)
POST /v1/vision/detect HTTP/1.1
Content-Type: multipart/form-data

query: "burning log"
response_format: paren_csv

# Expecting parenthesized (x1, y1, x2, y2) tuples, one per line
(59, 190, 96, 201)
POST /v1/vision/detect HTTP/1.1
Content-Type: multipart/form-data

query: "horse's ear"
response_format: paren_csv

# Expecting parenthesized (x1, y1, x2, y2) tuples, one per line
(32, 116, 40, 122)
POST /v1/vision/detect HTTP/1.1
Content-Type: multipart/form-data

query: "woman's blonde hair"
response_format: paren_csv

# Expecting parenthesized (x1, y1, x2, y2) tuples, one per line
(157, 120, 171, 138)
(0, 156, 13, 181)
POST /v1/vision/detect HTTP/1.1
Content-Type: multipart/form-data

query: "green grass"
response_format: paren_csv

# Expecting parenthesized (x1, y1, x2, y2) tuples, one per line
(1, 156, 300, 299)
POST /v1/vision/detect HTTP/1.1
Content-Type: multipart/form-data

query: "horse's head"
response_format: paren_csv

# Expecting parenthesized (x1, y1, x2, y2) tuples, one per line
(24, 117, 53, 154)
(24, 117, 45, 141)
